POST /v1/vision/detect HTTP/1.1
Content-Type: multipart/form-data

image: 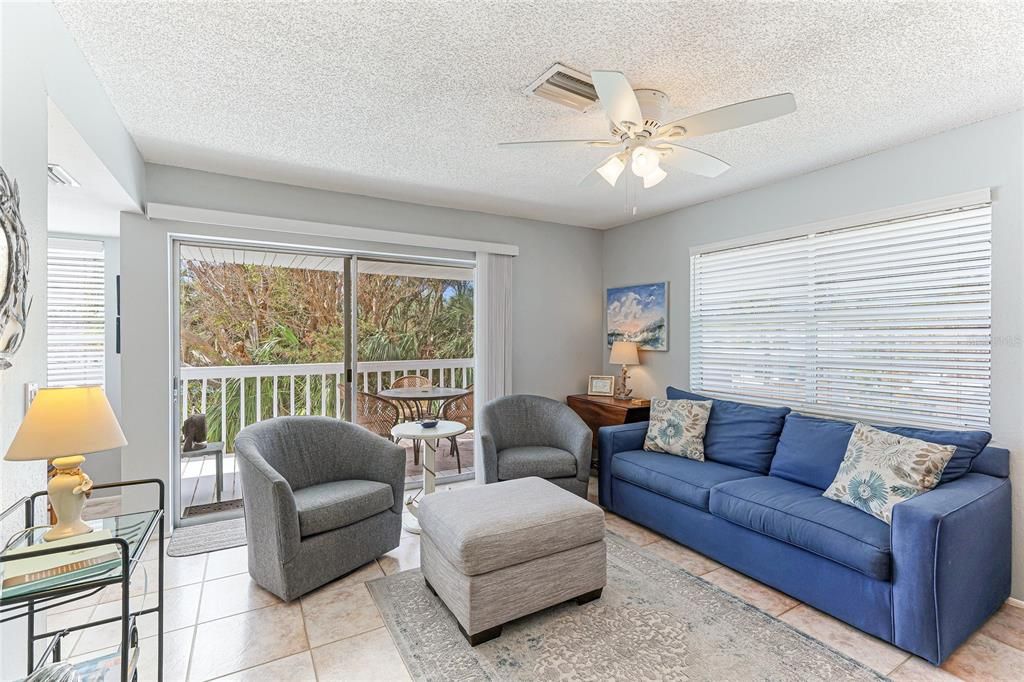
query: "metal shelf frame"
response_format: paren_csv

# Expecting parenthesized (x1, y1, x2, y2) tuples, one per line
(0, 479, 165, 681)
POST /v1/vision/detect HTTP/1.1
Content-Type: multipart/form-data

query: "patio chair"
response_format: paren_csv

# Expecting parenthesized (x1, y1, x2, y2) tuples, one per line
(355, 391, 400, 440)
(390, 373, 434, 423)
(391, 374, 432, 389)
(439, 386, 473, 474)
(235, 416, 405, 600)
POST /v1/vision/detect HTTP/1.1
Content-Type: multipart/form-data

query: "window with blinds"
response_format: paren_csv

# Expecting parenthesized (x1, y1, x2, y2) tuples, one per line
(47, 237, 106, 387)
(689, 203, 992, 429)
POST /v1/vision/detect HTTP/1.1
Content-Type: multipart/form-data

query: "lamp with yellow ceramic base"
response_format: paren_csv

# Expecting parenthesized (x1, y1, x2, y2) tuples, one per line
(4, 385, 126, 541)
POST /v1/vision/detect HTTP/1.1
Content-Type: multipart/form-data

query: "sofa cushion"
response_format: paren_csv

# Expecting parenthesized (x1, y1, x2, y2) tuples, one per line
(665, 387, 790, 474)
(710, 476, 892, 580)
(293, 479, 394, 537)
(769, 413, 992, 489)
(498, 446, 577, 480)
(417, 477, 605, 575)
(610, 449, 759, 511)
(883, 425, 991, 484)
(770, 413, 861, 490)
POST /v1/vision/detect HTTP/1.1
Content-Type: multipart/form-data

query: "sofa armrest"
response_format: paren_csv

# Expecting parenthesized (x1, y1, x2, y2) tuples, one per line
(891, 473, 1012, 664)
(598, 421, 649, 507)
(235, 444, 302, 564)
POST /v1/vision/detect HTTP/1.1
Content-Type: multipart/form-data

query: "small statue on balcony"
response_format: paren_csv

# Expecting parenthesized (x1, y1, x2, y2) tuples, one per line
(182, 413, 208, 452)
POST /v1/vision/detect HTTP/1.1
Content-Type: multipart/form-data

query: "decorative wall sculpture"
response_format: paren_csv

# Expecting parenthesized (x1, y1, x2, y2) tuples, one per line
(0, 166, 32, 369)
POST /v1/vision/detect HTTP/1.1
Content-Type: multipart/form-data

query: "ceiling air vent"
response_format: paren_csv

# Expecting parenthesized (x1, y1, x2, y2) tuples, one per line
(524, 64, 598, 113)
(47, 164, 80, 188)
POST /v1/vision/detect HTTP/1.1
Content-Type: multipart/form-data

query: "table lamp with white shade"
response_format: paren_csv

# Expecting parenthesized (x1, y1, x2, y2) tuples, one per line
(4, 385, 126, 541)
(609, 341, 640, 400)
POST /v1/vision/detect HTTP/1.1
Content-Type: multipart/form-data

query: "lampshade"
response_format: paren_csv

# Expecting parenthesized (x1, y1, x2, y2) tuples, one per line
(631, 147, 660, 177)
(597, 154, 626, 187)
(4, 386, 126, 462)
(642, 165, 667, 189)
(609, 341, 640, 366)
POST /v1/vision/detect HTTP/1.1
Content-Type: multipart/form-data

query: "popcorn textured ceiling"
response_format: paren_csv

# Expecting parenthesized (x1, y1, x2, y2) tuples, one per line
(54, 0, 1024, 229)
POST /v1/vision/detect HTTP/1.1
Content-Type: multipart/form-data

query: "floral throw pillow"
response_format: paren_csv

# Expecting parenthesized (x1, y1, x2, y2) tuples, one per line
(643, 399, 713, 460)
(823, 422, 956, 524)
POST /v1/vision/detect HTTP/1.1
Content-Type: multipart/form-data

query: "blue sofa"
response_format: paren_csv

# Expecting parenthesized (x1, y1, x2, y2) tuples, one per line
(598, 387, 1011, 665)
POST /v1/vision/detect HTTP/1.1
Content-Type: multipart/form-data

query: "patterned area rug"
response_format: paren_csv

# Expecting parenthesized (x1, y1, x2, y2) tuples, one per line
(167, 517, 246, 557)
(367, 533, 885, 681)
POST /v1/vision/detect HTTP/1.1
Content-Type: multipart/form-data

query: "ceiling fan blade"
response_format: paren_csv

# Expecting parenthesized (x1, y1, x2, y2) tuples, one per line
(655, 93, 796, 140)
(656, 144, 731, 178)
(498, 139, 619, 148)
(591, 71, 644, 134)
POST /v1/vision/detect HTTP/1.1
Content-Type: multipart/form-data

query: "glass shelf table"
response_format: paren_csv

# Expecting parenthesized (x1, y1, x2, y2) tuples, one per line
(0, 479, 165, 681)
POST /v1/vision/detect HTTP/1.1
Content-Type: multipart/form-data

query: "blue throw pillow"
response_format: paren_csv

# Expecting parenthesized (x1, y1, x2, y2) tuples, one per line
(665, 387, 790, 474)
(769, 413, 992, 489)
(882, 425, 991, 483)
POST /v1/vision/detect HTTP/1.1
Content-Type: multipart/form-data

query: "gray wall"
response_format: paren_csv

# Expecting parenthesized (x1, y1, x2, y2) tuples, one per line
(602, 110, 1024, 596)
(119, 164, 604, 511)
(0, 4, 49, 540)
(0, 4, 143, 675)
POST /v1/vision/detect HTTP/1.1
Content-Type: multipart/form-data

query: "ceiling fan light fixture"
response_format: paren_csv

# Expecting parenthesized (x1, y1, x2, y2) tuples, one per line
(630, 146, 660, 178)
(643, 166, 667, 189)
(596, 154, 626, 187)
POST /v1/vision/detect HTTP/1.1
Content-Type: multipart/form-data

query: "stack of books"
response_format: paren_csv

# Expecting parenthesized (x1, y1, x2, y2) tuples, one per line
(1, 529, 121, 598)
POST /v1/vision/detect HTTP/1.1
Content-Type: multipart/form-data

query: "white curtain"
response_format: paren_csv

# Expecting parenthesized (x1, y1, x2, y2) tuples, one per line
(473, 252, 513, 483)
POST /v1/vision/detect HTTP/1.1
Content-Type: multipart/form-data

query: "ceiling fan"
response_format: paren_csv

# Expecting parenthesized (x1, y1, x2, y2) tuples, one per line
(499, 71, 796, 190)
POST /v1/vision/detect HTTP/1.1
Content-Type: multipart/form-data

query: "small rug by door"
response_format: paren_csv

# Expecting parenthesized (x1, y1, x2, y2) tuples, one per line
(367, 533, 885, 681)
(167, 517, 247, 557)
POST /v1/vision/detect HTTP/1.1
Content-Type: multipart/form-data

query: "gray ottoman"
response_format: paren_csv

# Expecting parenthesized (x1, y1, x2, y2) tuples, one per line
(417, 476, 606, 645)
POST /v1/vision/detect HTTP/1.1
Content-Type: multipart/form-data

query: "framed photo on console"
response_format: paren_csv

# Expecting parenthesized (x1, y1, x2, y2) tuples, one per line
(588, 375, 615, 396)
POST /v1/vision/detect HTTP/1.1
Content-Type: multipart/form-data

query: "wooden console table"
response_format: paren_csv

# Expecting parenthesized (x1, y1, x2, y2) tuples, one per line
(566, 394, 651, 468)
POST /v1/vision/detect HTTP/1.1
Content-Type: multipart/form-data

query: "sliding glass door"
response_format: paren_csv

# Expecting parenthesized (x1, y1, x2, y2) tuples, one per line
(171, 241, 354, 526)
(354, 258, 475, 488)
(170, 241, 476, 527)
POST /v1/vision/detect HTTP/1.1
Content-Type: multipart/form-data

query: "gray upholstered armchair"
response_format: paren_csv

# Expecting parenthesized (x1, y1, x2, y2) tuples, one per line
(479, 394, 592, 498)
(235, 416, 405, 601)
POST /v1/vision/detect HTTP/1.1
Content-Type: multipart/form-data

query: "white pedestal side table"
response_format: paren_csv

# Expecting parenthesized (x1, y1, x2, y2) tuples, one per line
(391, 420, 467, 534)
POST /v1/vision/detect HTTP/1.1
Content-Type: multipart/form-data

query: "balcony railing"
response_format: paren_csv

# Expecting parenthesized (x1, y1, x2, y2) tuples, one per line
(179, 358, 474, 450)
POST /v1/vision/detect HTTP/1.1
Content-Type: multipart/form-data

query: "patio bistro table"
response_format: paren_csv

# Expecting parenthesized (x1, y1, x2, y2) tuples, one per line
(377, 386, 469, 421)
(391, 419, 467, 534)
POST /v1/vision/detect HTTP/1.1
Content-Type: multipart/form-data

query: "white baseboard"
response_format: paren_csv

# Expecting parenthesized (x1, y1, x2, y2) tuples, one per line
(1006, 597, 1024, 609)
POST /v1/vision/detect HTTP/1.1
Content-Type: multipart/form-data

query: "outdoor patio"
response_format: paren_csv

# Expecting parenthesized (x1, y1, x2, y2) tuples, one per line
(178, 357, 475, 517)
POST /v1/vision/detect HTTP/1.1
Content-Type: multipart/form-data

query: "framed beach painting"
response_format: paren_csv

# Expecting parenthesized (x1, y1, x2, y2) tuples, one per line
(606, 282, 668, 351)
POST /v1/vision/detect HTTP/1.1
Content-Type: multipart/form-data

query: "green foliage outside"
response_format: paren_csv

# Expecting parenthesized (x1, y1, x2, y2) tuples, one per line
(179, 261, 474, 447)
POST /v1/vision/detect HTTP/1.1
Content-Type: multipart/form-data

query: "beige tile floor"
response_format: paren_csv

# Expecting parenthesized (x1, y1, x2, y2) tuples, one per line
(54, 479, 1024, 681)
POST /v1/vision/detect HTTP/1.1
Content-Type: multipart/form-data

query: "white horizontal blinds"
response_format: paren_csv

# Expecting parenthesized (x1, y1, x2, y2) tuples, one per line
(690, 233, 814, 406)
(47, 237, 106, 387)
(690, 203, 992, 429)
